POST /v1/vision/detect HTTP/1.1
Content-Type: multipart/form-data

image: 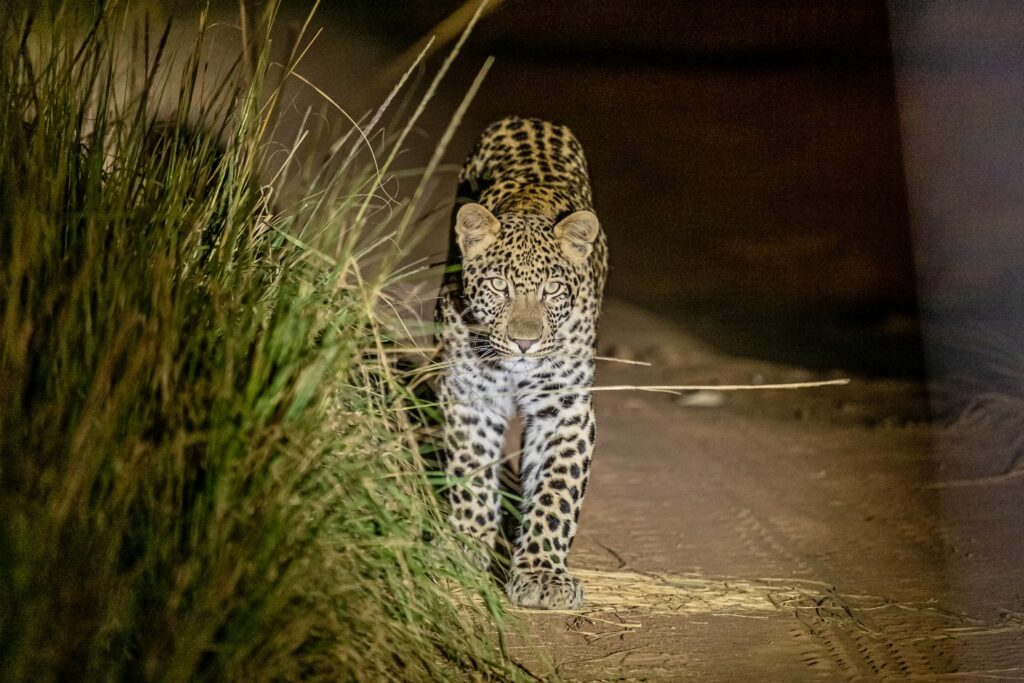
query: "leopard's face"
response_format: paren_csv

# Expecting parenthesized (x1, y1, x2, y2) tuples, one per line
(462, 214, 589, 364)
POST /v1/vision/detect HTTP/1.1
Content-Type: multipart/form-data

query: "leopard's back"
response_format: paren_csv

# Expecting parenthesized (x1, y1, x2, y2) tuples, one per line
(459, 116, 594, 219)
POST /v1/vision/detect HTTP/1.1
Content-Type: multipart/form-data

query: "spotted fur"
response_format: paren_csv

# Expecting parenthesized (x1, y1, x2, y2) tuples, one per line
(436, 116, 607, 609)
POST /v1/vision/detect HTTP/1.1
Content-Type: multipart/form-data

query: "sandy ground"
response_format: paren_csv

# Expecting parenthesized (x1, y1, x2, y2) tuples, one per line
(506, 300, 1024, 680)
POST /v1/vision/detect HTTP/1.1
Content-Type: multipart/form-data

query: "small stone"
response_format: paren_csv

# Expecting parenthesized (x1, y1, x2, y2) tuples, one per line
(602, 343, 634, 362)
(677, 390, 725, 408)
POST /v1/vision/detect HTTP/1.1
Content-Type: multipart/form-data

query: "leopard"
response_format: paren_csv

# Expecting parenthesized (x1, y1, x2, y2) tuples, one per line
(435, 116, 607, 609)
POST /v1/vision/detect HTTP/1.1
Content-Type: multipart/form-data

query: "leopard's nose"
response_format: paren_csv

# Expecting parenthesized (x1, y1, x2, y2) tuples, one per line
(513, 338, 537, 353)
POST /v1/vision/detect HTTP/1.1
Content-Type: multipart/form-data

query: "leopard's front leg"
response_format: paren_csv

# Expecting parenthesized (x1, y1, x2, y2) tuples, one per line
(507, 381, 595, 609)
(440, 373, 510, 572)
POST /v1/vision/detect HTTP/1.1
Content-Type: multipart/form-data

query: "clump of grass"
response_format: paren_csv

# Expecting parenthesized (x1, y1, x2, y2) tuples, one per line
(0, 3, 524, 680)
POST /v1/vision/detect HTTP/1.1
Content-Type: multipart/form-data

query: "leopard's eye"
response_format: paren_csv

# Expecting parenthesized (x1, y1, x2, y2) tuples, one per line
(543, 281, 566, 297)
(484, 277, 508, 293)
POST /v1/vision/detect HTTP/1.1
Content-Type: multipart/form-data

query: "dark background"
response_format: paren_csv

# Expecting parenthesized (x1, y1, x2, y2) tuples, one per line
(249, 1, 1022, 387)
(309, 0, 922, 378)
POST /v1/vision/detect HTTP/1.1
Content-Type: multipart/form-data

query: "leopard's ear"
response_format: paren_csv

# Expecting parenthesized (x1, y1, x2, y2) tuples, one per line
(455, 203, 500, 260)
(554, 210, 600, 264)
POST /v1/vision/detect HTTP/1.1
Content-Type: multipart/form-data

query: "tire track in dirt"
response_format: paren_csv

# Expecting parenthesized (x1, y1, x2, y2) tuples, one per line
(514, 566, 1024, 679)
(731, 505, 815, 577)
(722, 493, 845, 676)
(721, 502, 965, 678)
(768, 506, 965, 676)
(773, 584, 1024, 678)
(796, 603, 932, 678)
(710, 422, 970, 679)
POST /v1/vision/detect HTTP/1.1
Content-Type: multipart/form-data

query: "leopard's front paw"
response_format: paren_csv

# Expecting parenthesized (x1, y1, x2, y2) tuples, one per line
(506, 570, 583, 609)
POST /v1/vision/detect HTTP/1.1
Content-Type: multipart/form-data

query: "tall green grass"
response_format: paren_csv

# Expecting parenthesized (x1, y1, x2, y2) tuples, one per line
(0, 3, 524, 680)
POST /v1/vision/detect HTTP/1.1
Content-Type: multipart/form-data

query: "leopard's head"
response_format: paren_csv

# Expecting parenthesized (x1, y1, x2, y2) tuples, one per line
(455, 202, 600, 363)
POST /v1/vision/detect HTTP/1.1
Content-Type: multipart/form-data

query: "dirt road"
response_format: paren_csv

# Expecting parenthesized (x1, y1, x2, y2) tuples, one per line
(510, 301, 1024, 680)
